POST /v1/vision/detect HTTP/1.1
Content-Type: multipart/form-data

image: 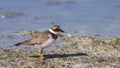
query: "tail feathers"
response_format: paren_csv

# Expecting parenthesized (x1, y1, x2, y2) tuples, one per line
(14, 40, 31, 46)
(15, 42, 22, 46)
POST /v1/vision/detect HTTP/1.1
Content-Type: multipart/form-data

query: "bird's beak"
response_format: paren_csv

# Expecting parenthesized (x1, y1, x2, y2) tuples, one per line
(59, 29, 64, 33)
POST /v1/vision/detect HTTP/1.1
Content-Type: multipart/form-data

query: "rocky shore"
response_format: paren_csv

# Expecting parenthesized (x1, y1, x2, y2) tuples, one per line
(0, 33, 120, 68)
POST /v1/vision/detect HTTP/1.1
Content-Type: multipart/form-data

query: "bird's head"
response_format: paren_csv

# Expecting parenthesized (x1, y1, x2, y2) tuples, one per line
(49, 24, 64, 35)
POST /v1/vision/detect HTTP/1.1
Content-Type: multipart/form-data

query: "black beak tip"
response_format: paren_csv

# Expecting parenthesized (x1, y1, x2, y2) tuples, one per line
(61, 30, 64, 33)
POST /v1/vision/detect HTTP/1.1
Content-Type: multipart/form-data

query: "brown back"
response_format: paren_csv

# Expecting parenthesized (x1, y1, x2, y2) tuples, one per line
(17, 30, 51, 46)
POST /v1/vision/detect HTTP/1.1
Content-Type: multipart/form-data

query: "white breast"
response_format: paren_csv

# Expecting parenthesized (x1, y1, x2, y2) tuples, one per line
(34, 38, 55, 49)
(40, 37, 56, 48)
(34, 34, 56, 49)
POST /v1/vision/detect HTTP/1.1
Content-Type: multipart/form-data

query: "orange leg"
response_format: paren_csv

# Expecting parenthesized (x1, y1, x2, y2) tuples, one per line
(38, 48, 44, 61)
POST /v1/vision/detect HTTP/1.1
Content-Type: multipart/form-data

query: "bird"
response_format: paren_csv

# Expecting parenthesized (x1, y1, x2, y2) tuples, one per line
(15, 24, 64, 60)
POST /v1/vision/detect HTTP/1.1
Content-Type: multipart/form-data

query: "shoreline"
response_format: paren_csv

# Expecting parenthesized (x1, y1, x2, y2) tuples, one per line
(0, 34, 120, 68)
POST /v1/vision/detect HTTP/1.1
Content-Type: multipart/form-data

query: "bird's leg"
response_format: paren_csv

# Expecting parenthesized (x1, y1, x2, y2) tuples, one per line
(38, 48, 44, 61)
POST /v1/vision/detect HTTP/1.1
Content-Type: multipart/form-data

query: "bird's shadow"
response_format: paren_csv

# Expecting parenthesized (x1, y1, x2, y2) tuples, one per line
(29, 53, 88, 60)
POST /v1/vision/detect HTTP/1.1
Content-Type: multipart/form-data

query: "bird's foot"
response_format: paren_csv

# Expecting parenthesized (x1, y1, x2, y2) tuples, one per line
(40, 54, 44, 61)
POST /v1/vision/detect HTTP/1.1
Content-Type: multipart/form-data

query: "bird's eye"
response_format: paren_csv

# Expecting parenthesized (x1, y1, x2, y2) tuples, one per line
(57, 28, 60, 30)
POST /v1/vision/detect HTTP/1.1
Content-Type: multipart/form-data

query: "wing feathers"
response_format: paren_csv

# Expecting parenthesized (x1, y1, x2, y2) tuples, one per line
(15, 30, 50, 46)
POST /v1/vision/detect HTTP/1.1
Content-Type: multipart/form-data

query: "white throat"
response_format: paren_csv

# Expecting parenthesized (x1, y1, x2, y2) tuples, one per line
(49, 29, 58, 35)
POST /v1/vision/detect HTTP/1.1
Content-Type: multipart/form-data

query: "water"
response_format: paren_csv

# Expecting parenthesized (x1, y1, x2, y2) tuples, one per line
(0, 0, 120, 48)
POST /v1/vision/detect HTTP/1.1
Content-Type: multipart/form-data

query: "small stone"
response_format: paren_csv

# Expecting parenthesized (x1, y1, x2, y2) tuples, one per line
(1, 15, 6, 18)
(66, 33, 73, 38)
